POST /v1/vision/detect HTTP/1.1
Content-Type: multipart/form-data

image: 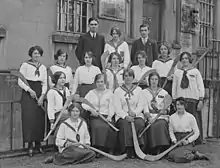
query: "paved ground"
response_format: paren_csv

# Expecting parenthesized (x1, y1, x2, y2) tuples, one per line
(1, 140, 220, 168)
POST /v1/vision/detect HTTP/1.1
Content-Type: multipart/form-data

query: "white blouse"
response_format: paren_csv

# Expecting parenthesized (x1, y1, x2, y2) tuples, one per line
(82, 89, 115, 118)
(152, 59, 174, 77)
(106, 68, 124, 92)
(49, 64, 74, 90)
(72, 65, 101, 94)
(18, 62, 47, 94)
(56, 118, 91, 153)
(169, 111, 200, 143)
(104, 41, 130, 68)
(172, 68, 205, 100)
(114, 85, 144, 121)
(47, 87, 70, 121)
(143, 88, 169, 119)
(131, 65, 153, 82)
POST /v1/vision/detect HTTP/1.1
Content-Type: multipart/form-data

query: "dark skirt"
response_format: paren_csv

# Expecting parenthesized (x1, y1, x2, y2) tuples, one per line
(77, 83, 96, 98)
(160, 77, 172, 96)
(53, 146, 96, 166)
(185, 98, 203, 145)
(90, 116, 117, 150)
(116, 118, 145, 153)
(20, 80, 45, 142)
(167, 132, 195, 163)
(145, 119, 170, 149)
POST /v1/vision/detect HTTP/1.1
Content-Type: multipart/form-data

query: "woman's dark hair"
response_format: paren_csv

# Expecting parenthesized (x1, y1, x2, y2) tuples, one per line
(180, 51, 193, 63)
(54, 49, 68, 60)
(148, 71, 161, 87)
(175, 97, 187, 108)
(158, 41, 171, 55)
(28, 45, 43, 57)
(94, 73, 104, 84)
(82, 51, 94, 65)
(122, 68, 135, 80)
(68, 103, 82, 113)
(108, 52, 122, 63)
(135, 50, 147, 64)
(53, 71, 66, 85)
(110, 27, 121, 36)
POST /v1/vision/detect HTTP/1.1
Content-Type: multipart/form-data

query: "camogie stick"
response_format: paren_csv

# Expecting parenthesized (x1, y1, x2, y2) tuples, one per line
(67, 138, 127, 161)
(10, 70, 47, 112)
(80, 97, 119, 132)
(138, 94, 172, 138)
(43, 94, 80, 141)
(131, 121, 194, 161)
(135, 69, 156, 86)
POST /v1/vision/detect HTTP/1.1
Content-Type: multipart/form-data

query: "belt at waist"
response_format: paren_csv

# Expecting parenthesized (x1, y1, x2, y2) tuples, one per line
(185, 98, 199, 104)
(174, 132, 191, 141)
(80, 83, 94, 86)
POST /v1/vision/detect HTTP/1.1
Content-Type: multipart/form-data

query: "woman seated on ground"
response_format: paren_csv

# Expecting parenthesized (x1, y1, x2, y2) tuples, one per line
(47, 71, 70, 136)
(114, 69, 145, 158)
(142, 72, 171, 155)
(49, 49, 74, 91)
(131, 50, 153, 89)
(82, 74, 117, 157)
(52, 103, 96, 165)
(105, 52, 124, 92)
(168, 97, 209, 163)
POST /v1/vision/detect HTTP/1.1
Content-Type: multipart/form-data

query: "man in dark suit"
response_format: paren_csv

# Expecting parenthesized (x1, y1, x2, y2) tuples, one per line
(75, 18, 105, 69)
(131, 24, 158, 66)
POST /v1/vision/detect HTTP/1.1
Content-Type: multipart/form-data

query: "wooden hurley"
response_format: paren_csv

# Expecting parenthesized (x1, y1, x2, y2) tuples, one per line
(134, 69, 156, 86)
(67, 138, 127, 161)
(131, 121, 194, 161)
(138, 94, 172, 138)
(10, 70, 47, 112)
(80, 97, 119, 132)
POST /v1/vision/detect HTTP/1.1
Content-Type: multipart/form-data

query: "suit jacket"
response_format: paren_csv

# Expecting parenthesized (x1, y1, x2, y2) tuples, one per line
(75, 32, 105, 69)
(131, 38, 158, 66)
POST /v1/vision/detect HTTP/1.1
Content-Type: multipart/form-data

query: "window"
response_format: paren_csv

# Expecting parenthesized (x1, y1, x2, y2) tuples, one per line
(199, 0, 215, 48)
(57, 0, 94, 33)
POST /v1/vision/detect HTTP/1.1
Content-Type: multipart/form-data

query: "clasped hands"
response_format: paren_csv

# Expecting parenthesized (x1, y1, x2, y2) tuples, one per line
(125, 109, 136, 122)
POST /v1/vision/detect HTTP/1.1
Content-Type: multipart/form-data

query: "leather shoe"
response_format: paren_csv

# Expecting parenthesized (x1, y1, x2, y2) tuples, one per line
(43, 156, 53, 164)
(38, 147, 45, 154)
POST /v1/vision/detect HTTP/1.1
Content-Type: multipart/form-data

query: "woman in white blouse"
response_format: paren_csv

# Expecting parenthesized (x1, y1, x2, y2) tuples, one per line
(82, 74, 116, 156)
(142, 71, 170, 154)
(114, 69, 145, 158)
(131, 50, 153, 89)
(104, 27, 130, 69)
(49, 49, 74, 91)
(47, 71, 70, 135)
(152, 42, 174, 96)
(72, 51, 101, 97)
(18, 45, 47, 156)
(52, 103, 95, 165)
(168, 97, 209, 163)
(106, 52, 124, 92)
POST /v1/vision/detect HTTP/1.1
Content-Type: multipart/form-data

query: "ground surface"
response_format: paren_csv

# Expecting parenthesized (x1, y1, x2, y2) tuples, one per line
(1, 140, 220, 168)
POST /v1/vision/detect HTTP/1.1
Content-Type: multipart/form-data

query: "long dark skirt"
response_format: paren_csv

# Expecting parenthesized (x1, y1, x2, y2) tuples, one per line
(167, 132, 195, 163)
(90, 116, 117, 150)
(116, 118, 145, 154)
(20, 80, 45, 142)
(53, 146, 96, 166)
(185, 98, 203, 144)
(144, 119, 170, 150)
(160, 77, 172, 96)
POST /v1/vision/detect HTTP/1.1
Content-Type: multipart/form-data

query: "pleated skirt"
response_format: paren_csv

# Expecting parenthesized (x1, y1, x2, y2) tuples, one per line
(90, 116, 117, 149)
(20, 80, 45, 142)
(116, 118, 145, 153)
(53, 146, 96, 165)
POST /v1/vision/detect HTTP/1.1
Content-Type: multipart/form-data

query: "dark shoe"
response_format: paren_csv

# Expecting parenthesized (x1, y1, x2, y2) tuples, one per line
(126, 147, 135, 159)
(28, 148, 33, 157)
(43, 156, 53, 164)
(195, 151, 210, 161)
(38, 147, 45, 154)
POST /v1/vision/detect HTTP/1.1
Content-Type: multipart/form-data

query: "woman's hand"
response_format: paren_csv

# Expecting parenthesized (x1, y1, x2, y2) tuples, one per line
(128, 110, 136, 117)
(182, 139, 190, 146)
(50, 123, 54, 130)
(197, 100, 203, 111)
(167, 75, 173, 80)
(125, 116, 134, 122)
(91, 110, 99, 117)
(28, 89, 37, 99)
(106, 116, 112, 122)
(37, 95, 44, 106)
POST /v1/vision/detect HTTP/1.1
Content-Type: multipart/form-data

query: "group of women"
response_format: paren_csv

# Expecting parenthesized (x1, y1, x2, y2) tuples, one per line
(18, 27, 208, 166)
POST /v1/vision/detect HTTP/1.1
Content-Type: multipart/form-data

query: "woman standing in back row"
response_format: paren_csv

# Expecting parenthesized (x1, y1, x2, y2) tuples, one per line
(18, 45, 47, 157)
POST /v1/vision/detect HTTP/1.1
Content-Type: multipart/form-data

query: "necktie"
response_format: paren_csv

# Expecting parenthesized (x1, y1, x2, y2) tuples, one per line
(180, 70, 189, 89)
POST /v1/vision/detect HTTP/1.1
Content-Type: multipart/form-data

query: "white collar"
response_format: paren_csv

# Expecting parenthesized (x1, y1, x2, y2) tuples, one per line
(90, 32, 96, 38)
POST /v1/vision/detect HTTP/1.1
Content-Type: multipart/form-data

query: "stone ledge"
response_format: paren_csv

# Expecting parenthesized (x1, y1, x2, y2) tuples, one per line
(52, 32, 82, 44)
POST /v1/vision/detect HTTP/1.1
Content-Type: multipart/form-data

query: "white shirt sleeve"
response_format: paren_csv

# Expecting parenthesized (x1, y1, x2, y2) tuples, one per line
(83, 122, 91, 145)
(169, 116, 177, 142)
(188, 115, 200, 143)
(123, 42, 130, 68)
(47, 90, 56, 121)
(56, 123, 66, 148)
(72, 67, 79, 94)
(172, 72, 178, 99)
(114, 89, 128, 119)
(108, 92, 115, 118)
(133, 90, 144, 116)
(41, 66, 48, 95)
(82, 90, 96, 113)
(18, 63, 31, 92)
(196, 70, 205, 99)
